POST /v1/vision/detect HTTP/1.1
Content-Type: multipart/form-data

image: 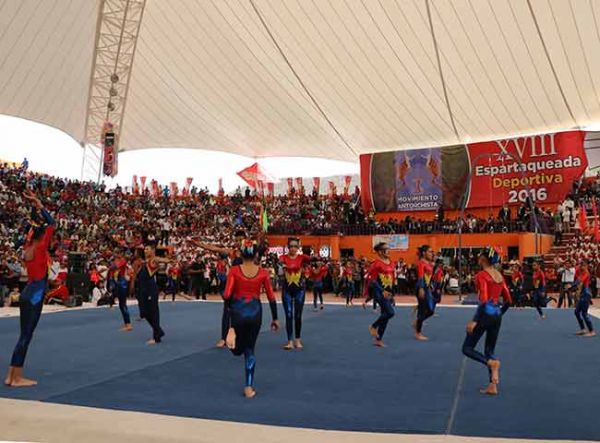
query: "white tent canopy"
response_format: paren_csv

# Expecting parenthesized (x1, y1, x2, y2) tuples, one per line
(0, 0, 599, 162)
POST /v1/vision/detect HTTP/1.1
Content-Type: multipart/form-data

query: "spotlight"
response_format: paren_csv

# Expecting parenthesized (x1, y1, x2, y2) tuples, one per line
(107, 101, 115, 112)
(110, 73, 119, 83)
(109, 87, 118, 97)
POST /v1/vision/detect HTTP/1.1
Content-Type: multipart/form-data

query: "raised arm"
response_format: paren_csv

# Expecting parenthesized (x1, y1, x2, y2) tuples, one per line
(191, 239, 231, 256)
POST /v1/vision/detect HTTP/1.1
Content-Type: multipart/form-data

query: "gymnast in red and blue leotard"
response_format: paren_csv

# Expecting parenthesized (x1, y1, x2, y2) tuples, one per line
(224, 240, 279, 398)
(462, 247, 512, 396)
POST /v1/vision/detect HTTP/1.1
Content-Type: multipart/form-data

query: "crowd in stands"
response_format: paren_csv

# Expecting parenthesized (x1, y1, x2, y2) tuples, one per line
(1, 162, 599, 308)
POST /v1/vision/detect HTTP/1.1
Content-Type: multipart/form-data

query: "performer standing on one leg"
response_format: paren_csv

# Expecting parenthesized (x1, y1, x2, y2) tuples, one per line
(414, 245, 436, 340)
(572, 260, 596, 337)
(310, 259, 328, 311)
(532, 261, 547, 319)
(5, 189, 55, 387)
(462, 247, 511, 396)
(135, 245, 170, 345)
(224, 240, 279, 398)
(364, 242, 395, 347)
(194, 229, 248, 348)
(280, 238, 311, 350)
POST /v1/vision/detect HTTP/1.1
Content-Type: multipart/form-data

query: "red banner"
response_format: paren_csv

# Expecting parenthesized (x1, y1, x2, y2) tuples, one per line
(287, 178, 293, 194)
(140, 176, 146, 192)
(361, 130, 587, 212)
(170, 182, 178, 197)
(296, 177, 304, 192)
(267, 182, 274, 197)
(102, 122, 118, 177)
(328, 181, 336, 196)
(151, 180, 159, 197)
(132, 175, 138, 194)
(312, 177, 320, 193)
(218, 178, 223, 192)
(343, 175, 352, 195)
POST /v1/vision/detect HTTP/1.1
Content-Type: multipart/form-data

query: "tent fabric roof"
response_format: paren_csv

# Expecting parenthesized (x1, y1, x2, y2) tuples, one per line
(1, 0, 599, 162)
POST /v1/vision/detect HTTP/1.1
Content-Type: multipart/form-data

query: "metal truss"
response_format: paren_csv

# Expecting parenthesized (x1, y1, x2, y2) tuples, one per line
(81, 0, 146, 182)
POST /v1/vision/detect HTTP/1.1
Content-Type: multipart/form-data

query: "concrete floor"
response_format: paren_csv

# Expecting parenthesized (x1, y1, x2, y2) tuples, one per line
(1, 398, 596, 443)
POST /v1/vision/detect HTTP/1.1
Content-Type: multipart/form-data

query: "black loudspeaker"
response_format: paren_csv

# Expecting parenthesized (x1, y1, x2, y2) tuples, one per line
(68, 252, 87, 274)
(67, 274, 91, 301)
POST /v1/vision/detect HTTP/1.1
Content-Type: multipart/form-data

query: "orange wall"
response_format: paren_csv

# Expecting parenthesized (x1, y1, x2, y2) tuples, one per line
(267, 233, 554, 264)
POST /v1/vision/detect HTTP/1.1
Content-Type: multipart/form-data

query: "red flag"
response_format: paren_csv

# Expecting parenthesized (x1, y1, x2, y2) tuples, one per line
(267, 182, 274, 197)
(140, 176, 147, 192)
(328, 181, 336, 196)
(170, 182, 178, 197)
(151, 180, 159, 197)
(236, 162, 276, 189)
(218, 178, 223, 192)
(579, 202, 588, 232)
(295, 177, 303, 189)
(343, 175, 352, 195)
(287, 178, 293, 195)
(312, 177, 320, 193)
(132, 175, 139, 195)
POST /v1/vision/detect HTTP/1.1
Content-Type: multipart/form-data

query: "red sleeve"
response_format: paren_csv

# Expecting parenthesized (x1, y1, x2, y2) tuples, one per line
(302, 255, 311, 267)
(476, 273, 489, 304)
(262, 269, 275, 302)
(223, 267, 237, 300)
(501, 282, 512, 304)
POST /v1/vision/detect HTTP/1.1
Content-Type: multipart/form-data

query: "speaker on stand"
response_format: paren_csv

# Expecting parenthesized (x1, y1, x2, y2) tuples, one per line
(67, 253, 90, 303)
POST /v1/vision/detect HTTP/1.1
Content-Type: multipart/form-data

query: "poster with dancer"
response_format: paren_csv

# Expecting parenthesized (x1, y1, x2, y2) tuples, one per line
(394, 149, 442, 211)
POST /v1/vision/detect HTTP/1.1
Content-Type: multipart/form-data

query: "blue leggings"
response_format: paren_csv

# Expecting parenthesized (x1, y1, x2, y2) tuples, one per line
(313, 283, 323, 308)
(462, 312, 502, 382)
(372, 290, 395, 340)
(343, 279, 355, 305)
(221, 299, 231, 340)
(416, 289, 435, 333)
(230, 299, 262, 387)
(218, 273, 227, 297)
(11, 280, 46, 367)
(282, 286, 305, 340)
(116, 284, 131, 325)
(575, 297, 594, 331)
(533, 289, 545, 317)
